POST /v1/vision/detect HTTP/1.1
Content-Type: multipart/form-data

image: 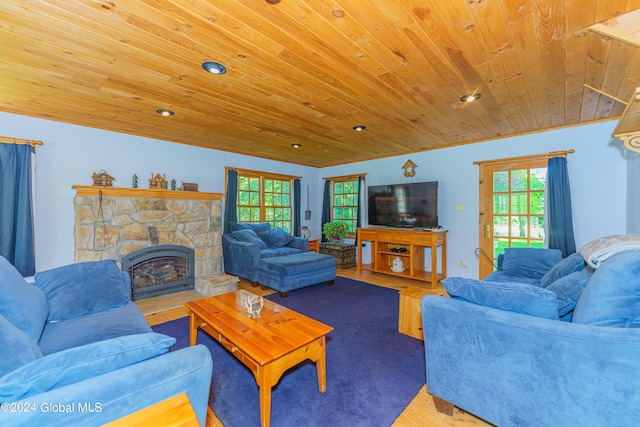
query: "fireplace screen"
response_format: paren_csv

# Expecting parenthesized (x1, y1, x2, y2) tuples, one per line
(121, 245, 195, 301)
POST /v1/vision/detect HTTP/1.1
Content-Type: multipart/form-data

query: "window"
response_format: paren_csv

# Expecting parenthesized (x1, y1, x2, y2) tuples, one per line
(492, 165, 547, 254)
(331, 179, 359, 234)
(236, 171, 293, 233)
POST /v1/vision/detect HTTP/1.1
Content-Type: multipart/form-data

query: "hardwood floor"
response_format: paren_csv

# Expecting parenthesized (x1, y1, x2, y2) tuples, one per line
(138, 268, 493, 427)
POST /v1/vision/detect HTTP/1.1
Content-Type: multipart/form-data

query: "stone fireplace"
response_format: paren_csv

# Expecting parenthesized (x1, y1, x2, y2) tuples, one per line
(72, 185, 238, 297)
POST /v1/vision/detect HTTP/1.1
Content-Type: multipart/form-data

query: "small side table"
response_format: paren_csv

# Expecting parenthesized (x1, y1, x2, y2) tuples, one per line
(307, 238, 320, 253)
(103, 393, 199, 427)
(319, 242, 356, 269)
(398, 286, 445, 340)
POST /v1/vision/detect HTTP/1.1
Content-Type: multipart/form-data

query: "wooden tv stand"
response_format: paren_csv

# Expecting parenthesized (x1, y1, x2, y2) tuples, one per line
(356, 228, 447, 288)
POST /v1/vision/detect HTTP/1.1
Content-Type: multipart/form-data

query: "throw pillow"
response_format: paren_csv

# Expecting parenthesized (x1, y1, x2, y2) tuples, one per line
(231, 229, 267, 249)
(442, 277, 559, 319)
(572, 252, 640, 327)
(35, 259, 129, 323)
(545, 269, 592, 316)
(501, 248, 563, 280)
(540, 252, 586, 288)
(0, 332, 175, 401)
(0, 315, 43, 377)
(260, 228, 295, 248)
(0, 256, 49, 342)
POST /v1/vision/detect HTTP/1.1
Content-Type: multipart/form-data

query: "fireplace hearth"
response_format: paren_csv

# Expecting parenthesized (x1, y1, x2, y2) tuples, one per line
(121, 245, 195, 301)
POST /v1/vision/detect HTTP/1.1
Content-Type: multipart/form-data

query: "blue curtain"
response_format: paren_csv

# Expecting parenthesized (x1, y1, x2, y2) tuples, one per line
(321, 180, 331, 242)
(546, 156, 576, 257)
(355, 176, 364, 228)
(293, 178, 301, 236)
(0, 144, 35, 276)
(223, 169, 238, 234)
(355, 176, 364, 239)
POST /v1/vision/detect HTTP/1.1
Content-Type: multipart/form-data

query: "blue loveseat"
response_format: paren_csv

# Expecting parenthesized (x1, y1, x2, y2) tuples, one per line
(222, 222, 308, 283)
(421, 248, 640, 426)
(0, 256, 212, 426)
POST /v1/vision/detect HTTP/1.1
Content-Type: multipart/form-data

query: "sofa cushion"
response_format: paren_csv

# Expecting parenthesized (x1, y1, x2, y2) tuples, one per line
(0, 256, 49, 342)
(229, 221, 271, 235)
(540, 252, 586, 288)
(572, 252, 640, 327)
(0, 315, 43, 377)
(260, 227, 295, 248)
(483, 271, 542, 287)
(34, 259, 129, 323)
(260, 247, 303, 258)
(443, 277, 559, 319)
(545, 269, 592, 317)
(231, 229, 267, 249)
(38, 302, 152, 355)
(0, 332, 175, 401)
(501, 248, 563, 280)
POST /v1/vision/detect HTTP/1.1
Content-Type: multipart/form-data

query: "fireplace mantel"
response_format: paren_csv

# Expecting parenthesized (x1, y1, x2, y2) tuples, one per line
(72, 185, 222, 201)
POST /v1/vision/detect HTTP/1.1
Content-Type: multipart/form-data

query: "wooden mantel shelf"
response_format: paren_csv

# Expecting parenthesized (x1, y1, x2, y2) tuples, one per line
(72, 185, 222, 200)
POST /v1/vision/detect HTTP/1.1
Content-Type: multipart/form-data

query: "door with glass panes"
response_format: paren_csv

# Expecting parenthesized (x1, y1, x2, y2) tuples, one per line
(478, 158, 547, 279)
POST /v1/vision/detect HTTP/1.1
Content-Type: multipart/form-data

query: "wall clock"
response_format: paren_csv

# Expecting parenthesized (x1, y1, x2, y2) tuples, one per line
(402, 159, 417, 177)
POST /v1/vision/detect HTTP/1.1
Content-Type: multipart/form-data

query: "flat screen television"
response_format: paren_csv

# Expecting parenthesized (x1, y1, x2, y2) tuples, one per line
(367, 181, 438, 229)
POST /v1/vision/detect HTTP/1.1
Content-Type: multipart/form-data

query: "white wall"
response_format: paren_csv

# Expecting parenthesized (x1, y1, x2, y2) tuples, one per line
(0, 112, 321, 271)
(2, 112, 628, 277)
(321, 121, 627, 278)
(628, 150, 640, 233)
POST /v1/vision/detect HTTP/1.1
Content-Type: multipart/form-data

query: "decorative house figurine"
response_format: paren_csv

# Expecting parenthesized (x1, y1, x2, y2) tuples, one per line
(402, 159, 417, 178)
(132, 174, 138, 188)
(149, 172, 168, 189)
(92, 170, 115, 187)
(182, 182, 199, 192)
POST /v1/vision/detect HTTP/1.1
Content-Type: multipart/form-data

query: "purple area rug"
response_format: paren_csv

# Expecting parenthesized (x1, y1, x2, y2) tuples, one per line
(152, 277, 425, 427)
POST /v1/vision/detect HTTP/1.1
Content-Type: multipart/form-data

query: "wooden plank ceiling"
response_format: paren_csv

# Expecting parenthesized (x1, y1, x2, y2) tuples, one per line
(2, 0, 640, 167)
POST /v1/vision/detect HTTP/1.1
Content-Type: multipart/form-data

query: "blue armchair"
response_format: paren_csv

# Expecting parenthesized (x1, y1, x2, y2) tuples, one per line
(421, 250, 640, 426)
(222, 222, 308, 283)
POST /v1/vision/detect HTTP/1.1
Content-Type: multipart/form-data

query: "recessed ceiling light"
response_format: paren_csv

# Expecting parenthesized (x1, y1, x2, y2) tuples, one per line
(353, 125, 366, 131)
(266, 0, 281, 3)
(291, 143, 302, 148)
(156, 109, 174, 116)
(202, 61, 227, 75)
(460, 93, 481, 103)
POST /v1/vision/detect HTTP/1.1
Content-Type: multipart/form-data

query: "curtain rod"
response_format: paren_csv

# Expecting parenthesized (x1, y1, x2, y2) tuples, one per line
(0, 136, 43, 148)
(225, 166, 301, 180)
(548, 149, 575, 157)
(473, 149, 574, 165)
(322, 173, 366, 181)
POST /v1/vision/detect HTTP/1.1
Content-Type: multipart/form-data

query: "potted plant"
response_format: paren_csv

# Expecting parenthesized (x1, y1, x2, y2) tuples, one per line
(322, 221, 350, 243)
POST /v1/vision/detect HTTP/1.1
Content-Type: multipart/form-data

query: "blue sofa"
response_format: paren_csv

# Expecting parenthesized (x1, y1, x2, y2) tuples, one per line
(222, 221, 308, 283)
(0, 256, 212, 426)
(421, 248, 640, 426)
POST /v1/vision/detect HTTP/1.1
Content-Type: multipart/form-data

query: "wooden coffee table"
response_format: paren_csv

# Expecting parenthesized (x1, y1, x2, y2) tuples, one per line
(185, 290, 334, 427)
